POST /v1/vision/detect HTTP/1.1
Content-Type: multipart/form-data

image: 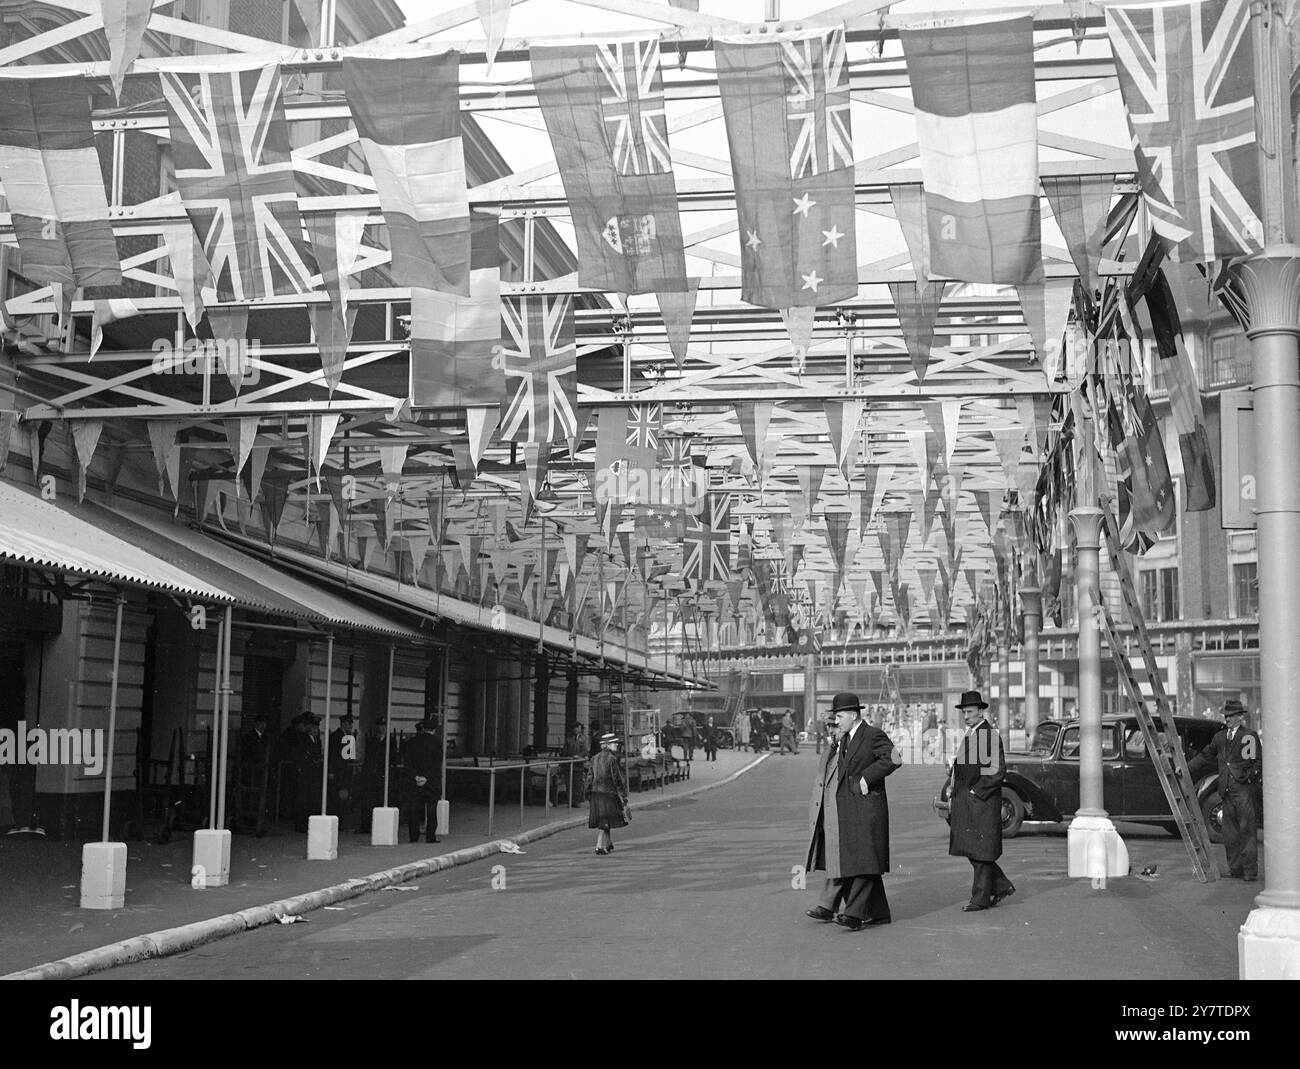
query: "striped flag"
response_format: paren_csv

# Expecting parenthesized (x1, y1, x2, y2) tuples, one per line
(498, 294, 578, 444)
(410, 210, 506, 408)
(160, 64, 316, 302)
(717, 27, 858, 309)
(342, 53, 470, 295)
(0, 77, 120, 287)
(901, 17, 1041, 284)
(531, 38, 687, 295)
(1105, 0, 1261, 261)
(683, 493, 732, 584)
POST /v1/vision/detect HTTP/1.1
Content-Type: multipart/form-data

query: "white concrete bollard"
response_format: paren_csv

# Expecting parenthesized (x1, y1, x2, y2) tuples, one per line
(436, 799, 450, 836)
(370, 806, 399, 846)
(306, 814, 338, 860)
(80, 841, 127, 910)
(191, 828, 231, 887)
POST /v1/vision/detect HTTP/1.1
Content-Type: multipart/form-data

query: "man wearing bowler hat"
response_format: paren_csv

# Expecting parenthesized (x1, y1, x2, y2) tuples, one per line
(1186, 699, 1261, 880)
(948, 690, 1015, 911)
(804, 691, 900, 931)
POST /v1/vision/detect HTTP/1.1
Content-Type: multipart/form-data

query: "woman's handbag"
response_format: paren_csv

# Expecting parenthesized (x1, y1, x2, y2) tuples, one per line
(620, 796, 632, 824)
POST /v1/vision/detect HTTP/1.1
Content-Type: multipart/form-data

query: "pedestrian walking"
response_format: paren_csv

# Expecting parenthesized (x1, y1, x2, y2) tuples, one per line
(681, 712, 697, 760)
(588, 732, 629, 855)
(804, 692, 900, 930)
(703, 716, 718, 761)
(947, 690, 1015, 912)
(1186, 698, 1261, 880)
(779, 711, 798, 754)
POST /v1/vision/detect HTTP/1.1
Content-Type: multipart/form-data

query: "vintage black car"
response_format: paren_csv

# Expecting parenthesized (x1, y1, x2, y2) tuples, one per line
(934, 714, 1237, 842)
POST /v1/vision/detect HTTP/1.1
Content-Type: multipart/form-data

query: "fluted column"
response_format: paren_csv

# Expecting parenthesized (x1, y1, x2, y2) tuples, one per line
(1232, 245, 1300, 978)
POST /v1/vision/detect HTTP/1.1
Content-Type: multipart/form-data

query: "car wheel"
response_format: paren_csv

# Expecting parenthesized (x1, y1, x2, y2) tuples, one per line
(1001, 792, 1025, 838)
(1201, 791, 1225, 845)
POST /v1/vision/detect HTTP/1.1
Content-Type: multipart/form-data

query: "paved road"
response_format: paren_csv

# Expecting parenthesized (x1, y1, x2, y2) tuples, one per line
(94, 754, 1249, 979)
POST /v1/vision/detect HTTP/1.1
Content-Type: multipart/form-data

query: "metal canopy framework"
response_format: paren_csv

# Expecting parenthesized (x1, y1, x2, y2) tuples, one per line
(0, 0, 1146, 649)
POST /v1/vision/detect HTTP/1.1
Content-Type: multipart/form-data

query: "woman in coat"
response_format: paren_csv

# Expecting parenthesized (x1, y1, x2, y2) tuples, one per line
(588, 733, 628, 855)
(947, 690, 1015, 911)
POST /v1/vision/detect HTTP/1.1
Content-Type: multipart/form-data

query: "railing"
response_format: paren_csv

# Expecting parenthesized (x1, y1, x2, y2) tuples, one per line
(445, 757, 587, 837)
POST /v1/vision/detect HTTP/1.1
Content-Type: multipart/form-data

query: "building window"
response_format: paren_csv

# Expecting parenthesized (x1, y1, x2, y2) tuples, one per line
(1140, 567, 1179, 622)
(1233, 562, 1258, 618)
(1207, 331, 1250, 389)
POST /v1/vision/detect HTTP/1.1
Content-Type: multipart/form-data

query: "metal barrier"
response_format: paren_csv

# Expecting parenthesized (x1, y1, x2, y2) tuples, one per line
(445, 758, 588, 837)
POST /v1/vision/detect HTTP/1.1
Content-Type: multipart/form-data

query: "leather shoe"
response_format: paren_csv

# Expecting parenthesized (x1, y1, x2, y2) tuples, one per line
(862, 917, 891, 927)
(834, 914, 864, 931)
(991, 884, 1016, 905)
(961, 902, 990, 912)
(805, 906, 835, 922)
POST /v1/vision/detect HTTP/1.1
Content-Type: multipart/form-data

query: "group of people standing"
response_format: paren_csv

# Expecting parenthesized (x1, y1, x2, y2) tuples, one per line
(805, 689, 1016, 929)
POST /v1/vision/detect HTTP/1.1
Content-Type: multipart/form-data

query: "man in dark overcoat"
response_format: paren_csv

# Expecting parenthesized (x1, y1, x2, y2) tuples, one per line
(1186, 698, 1261, 880)
(804, 691, 900, 930)
(948, 690, 1015, 911)
(400, 719, 442, 844)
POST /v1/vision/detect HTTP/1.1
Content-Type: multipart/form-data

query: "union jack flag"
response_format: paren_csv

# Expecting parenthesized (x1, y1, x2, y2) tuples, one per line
(682, 493, 732, 583)
(659, 435, 705, 512)
(626, 402, 661, 452)
(1104, 0, 1262, 261)
(782, 28, 852, 179)
(160, 64, 317, 302)
(597, 39, 670, 177)
(499, 294, 578, 444)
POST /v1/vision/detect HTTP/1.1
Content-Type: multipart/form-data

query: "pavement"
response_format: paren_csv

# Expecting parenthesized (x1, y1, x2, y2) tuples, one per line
(0, 747, 765, 979)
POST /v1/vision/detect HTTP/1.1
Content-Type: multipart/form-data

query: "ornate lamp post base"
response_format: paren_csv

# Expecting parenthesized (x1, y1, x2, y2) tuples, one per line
(1067, 814, 1129, 888)
(1239, 907, 1300, 979)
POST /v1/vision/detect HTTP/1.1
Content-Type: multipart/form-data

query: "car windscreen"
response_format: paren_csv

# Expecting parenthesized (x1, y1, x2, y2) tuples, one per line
(1028, 722, 1061, 754)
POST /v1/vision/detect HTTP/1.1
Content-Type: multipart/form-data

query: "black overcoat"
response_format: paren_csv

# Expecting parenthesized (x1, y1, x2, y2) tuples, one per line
(806, 722, 899, 878)
(948, 719, 1004, 862)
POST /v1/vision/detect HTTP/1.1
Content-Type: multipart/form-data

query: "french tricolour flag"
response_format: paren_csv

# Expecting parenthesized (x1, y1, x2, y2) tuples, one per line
(901, 16, 1041, 285)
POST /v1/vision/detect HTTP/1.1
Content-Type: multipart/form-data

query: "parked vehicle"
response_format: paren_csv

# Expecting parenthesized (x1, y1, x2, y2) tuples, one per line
(933, 714, 1238, 842)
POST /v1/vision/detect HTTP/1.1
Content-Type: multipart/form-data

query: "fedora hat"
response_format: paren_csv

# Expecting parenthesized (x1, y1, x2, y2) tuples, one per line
(956, 690, 989, 710)
(829, 692, 862, 714)
(1222, 699, 1248, 717)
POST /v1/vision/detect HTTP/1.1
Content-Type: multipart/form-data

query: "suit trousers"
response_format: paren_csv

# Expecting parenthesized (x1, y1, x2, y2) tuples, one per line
(968, 860, 1013, 906)
(1222, 787, 1259, 878)
(818, 875, 890, 923)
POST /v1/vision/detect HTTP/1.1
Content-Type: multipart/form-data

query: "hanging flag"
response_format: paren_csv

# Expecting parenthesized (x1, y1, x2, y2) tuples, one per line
(307, 211, 363, 394)
(733, 401, 773, 472)
(161, 219, 210, 331)
(824, 510, 851, 582)
(476, 0, 511, 70)
(498, 295, 578, 444)
(682, 493, 732, 583)
(1041, 175, 1114, 306)
(531, 38, 688, 296)
(656, 280, 699, 371)
(1105, 0, 1262, 261)
(595, 403, 659, 505)
(0, 76, 120, 287)
(341, 53, 469, 294)
(659, 434, 705, 513)
(410, 209, 505, 409)
(889, 281, 947, 384)
(901, 17, 1041, 284)
(160, 64, 316, 301)
(632, 502, 688, 540)
(102, 0, 152, 102)
(890, 183, 931, 280)
(1017, 277, 1076, 366)
(1123, 390, 1177, 537)
(70, 419, 102, 502)
(717, 27, 858, 309)
(823, 399, 862, 480)
(798, 465, 825, 514)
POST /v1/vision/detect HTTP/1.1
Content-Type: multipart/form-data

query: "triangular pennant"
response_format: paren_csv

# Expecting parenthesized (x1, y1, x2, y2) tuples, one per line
(309, 303, 357, 396)
(825, 511, 851, 577)
(992, 429, 1023, 490)
(162, 220, 210, 331)
(787, 491, 807, 535)
(889, 183, 930, 280)
(314, 501, 334, 559)
(206, 307, 250, 394)
(71, 419, 103, 502)
(476, 0, 511, 71)
(451, 441, 477, 493)
(261, 477, 289, 543)
(733, 401, 772, 471)
(102, 0, 152, 101)
(656, 279, 700, 373)
(377, 443, 408, 490)
(467, 406, 499, 467)
(823, 399, 863, 480)
(306, 413, 341, 490)
(441, 546, 462, 588)
(797, 466, 825, 513)
(1016, 278, 1075, 365)
(89, 298, 141, 360)
(888, 281, 947, 384)
(568, 404, 595, 460)
(1041, 174, 1114, 305)
(147, 420, 181, 500)
(974, 491, 998, 537)
(780, 305, 815, 369)
(223, 418, 258, 485)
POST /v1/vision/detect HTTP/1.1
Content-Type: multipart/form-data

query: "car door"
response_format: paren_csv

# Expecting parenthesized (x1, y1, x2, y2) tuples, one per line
(1051, 724, 1121, 817)
(1118, 722, 1170, 819)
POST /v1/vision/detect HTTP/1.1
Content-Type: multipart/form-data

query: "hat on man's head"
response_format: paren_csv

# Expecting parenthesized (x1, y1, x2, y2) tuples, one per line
(303, 713, 322, 724)
(599, 732, 618, 744)
(829, 692, 862, 714)
(956, 690, 989, 710)
(1222, 699, 1248, 717)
